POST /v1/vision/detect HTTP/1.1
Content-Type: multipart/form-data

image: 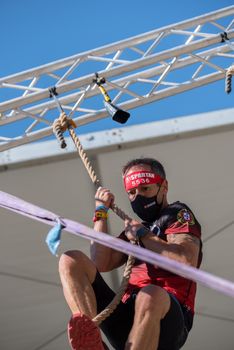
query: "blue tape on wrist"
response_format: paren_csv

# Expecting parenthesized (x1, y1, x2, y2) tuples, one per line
(95, 205, 109, 212)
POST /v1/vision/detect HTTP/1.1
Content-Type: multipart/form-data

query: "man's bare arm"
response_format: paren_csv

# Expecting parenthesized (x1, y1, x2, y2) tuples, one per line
(166, 233, 200, 266)
(141, 232, 200, 267)
(91, 219, 127, 272)
(91, 187, 127, 272)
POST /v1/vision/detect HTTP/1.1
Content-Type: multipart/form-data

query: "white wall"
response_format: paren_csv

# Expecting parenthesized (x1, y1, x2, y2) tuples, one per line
(1, 111, 234, 349)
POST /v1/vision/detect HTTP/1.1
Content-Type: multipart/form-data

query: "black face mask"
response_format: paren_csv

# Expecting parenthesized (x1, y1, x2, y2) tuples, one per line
(130, 193, 163, 223)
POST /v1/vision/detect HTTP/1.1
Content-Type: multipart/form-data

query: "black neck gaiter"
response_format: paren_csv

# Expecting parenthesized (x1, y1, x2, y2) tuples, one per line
(130, 193, 163, 223)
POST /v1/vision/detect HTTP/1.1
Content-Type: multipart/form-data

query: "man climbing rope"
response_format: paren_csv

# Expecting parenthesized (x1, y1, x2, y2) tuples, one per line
(59, 157, 202, 350)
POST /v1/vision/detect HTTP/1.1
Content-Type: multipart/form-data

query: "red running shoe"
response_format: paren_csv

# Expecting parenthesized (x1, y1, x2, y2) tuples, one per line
(68, 313, 108, 350)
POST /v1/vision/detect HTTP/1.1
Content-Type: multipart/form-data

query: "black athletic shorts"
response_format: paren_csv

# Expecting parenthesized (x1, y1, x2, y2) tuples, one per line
(92, 270, 193, 350)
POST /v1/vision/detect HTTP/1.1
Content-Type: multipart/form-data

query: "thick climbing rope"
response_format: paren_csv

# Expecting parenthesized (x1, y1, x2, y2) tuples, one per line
(219, 30, 234, 94)
(52, 112, 135, 326)
(225, 65, 234, 94)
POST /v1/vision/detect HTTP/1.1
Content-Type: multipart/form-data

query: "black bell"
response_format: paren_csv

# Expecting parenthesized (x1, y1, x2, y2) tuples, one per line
(104, 101, 130, 124)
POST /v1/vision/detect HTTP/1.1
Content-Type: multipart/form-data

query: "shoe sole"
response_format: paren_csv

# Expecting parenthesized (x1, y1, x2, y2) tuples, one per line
(68, 313, 106, 350)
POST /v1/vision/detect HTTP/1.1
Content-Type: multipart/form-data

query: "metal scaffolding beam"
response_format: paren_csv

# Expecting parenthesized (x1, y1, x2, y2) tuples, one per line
(0, 6, 234, 151)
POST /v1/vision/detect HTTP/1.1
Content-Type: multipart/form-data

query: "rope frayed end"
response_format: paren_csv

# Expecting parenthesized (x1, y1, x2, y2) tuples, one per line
(52, 112, 77, 149)
(225, 65, 234, 94)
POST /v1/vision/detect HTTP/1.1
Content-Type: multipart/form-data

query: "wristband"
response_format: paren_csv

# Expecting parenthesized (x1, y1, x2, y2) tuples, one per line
(95, 205, 109, 212)
(93, 210, 108, 222)
(136, 226, 150, 240)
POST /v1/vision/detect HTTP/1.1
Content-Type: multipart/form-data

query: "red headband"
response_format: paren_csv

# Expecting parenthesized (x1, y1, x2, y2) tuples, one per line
(124, 171, 164, 191)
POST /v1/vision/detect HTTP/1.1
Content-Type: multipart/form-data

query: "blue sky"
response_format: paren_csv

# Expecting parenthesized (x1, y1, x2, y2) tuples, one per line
(1, 0, 233, 138)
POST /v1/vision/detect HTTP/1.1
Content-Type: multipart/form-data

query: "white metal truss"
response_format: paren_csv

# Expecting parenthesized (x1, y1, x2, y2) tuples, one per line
(0, 6, 234, 151)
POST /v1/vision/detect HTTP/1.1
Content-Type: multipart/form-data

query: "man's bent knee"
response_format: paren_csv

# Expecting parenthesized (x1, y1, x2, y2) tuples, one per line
(59, 250, 96, 282)
(59, 250, 87, 269)
(135, 285, 171, 319)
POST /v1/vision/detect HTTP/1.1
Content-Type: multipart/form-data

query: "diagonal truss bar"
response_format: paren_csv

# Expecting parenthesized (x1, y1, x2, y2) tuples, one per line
(1, 6, 233, 85)
(0, 42, 232, 124)
(1, 30, 234, 113)
(0, 6, 234, 151)
(0, 71, 228, 152)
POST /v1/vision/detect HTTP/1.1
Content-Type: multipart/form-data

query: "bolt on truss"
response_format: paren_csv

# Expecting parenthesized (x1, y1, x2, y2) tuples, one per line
(0, 6, 234, 151)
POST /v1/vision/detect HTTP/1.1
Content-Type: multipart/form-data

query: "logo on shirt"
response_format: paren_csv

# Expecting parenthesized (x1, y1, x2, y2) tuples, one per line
(177, 209, 195, 225)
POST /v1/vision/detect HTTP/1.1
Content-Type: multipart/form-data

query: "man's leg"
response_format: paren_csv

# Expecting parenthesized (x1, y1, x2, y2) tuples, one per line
(58, 250, 98, 319)
(125, 285, 170, 350)
(59, 250, 109, 350)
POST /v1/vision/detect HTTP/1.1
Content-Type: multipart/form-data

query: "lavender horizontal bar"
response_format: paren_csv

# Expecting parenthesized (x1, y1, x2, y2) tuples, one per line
(0, 190, 234, 298)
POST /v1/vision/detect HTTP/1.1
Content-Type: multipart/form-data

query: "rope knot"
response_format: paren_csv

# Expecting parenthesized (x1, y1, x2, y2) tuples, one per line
(52, 112, 77, 149)
(58, 112, 77, 132)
